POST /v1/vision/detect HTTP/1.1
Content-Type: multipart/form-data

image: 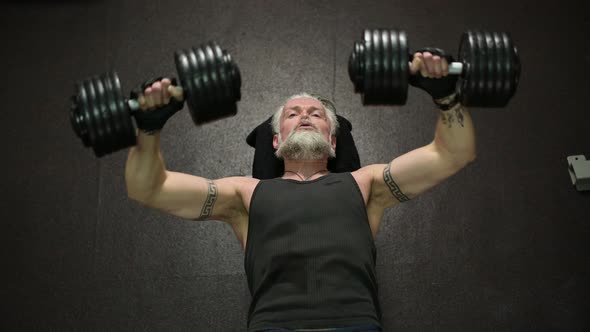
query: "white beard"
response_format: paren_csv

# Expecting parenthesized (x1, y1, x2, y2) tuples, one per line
(275, 129, 335, 160)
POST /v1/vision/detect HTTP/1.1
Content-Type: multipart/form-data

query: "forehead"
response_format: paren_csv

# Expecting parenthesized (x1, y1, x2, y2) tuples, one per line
(283, 97, 325, 112)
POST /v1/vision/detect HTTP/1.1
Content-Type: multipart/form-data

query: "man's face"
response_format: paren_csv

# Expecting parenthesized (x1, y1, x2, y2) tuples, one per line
(272, 97, 336, 152)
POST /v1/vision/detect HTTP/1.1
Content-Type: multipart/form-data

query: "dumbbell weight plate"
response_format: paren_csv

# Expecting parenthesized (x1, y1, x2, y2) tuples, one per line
(348, 40, 365, 93)
(458, 31, 477, 106)
(348, 29, 409, 105)
(174, 42, 241, 125)
(105, 71, 136, 154)
(501, 32, 520, 106)
(480, 31, 500, 106)
(70, 72, 136, 157)
(491, 32, 504, 104)
(458, 31, 520, 107)
(489, 31, 506, 105)
(491, 31, 513, 107)
(476, 31, 490, 105)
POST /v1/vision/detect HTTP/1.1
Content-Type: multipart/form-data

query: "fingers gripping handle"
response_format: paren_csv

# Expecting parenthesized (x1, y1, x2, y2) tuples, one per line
(406, 61, 462, 75)
(127, 87, 185, 111)
(131, 98, 184, 132)
(127, 77, 185, 111)
(128, 77, 186, 132)
(408, 48, 460, 101)
(410, 48, 463, 75)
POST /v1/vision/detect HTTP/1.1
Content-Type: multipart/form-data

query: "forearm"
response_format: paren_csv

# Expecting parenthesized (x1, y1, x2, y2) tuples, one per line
(125, 130, 167, 203)
(432, 104, 477, 164)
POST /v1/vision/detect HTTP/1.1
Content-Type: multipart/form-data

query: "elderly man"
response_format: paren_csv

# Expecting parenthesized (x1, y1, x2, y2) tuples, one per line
(125, 51, 476, 332)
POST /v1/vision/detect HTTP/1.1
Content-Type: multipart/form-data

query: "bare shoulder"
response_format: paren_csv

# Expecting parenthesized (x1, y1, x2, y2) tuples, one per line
(213, 175, 260, 215)
(230, 176, 260, 208)
(222, 175, 260, 189)
(351, 165, 378, 197)
(352, 164, 401, 209)
(351, 164, 383, 181)
(147, 173, 259, 224)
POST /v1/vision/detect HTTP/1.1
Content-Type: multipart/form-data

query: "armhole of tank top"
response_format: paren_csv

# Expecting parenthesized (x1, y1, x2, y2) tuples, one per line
(345, 173, 370, 220)
(245, 180, 264, 256)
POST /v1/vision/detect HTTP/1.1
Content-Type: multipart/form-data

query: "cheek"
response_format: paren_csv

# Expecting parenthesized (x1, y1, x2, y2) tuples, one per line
(321, 122, 331, 134)
(279, 127, 291, 141)
(283, 121, 297, 133)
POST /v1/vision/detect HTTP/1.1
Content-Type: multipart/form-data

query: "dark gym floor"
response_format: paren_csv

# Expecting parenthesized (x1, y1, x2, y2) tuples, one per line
(1, 0, 588, 331)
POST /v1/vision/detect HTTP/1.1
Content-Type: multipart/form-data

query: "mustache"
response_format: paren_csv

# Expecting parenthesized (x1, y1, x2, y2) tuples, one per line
(296, 120, 316, 129)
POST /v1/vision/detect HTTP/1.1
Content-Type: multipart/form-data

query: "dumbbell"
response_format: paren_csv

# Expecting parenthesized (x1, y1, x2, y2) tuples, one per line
(348, 29, 520, 107)
(69, 41, 241, 157)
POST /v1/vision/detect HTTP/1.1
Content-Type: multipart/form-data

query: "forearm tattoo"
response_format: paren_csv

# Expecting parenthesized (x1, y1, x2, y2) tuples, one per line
(440, 105, 465, 128)
(196, 180, 218, 220)
(383, 163, 410, 203)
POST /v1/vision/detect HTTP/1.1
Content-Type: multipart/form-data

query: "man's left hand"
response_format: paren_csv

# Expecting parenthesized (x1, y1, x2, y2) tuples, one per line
(408, 48, 458, 103)
(410, 51, 449, 78)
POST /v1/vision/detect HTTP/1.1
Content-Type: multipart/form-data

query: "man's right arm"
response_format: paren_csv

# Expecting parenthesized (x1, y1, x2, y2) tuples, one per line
(125, 130, 247, 223)
(124, 78, 248, 223)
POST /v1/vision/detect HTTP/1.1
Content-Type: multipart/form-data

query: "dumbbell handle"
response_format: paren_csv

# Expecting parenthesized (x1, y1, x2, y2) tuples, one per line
(127, 85, 186, 111)
(409, 61, 463, 75)
(447, 62, 463, 75)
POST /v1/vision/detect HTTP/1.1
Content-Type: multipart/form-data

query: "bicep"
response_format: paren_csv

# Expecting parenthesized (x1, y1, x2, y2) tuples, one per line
(370, 143, 466, 206)
(145, 172, 244, 222)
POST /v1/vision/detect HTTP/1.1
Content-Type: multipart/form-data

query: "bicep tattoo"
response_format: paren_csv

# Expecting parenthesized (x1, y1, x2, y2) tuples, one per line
(440, 105, 465, 128)
(196, 179, 218, 220)
(383, 163, 410, 203)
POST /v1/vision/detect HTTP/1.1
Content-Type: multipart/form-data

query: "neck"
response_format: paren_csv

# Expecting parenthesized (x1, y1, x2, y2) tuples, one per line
(282, 158, 329, 181)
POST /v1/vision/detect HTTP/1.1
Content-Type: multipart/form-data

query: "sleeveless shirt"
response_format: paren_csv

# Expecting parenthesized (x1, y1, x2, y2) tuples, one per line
(244, 172, 382, 332)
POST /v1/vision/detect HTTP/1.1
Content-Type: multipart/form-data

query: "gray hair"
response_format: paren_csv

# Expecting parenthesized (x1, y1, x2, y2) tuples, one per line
(271, 93, 339, 137)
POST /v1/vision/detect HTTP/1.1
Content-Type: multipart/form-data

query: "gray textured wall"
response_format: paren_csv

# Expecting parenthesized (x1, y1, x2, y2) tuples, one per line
(1, 0, 588, 331)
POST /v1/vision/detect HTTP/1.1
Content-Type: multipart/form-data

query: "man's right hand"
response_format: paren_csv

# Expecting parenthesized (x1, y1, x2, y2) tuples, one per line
(132, 78, 185, 133)
(137, 78, 184, 111)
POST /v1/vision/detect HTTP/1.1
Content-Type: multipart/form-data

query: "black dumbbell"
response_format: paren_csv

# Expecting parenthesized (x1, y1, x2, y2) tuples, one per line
(69, 41, 241, 157)
(348, 29, 520, 107)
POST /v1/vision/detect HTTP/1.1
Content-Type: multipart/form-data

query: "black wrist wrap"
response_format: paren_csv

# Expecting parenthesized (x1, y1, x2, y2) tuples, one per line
(408, 47, 460, 108)
(129, 77, 185, 132)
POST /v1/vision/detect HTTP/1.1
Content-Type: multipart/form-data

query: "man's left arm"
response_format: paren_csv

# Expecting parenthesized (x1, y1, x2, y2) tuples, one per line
(370, 104, 475, 206)
(367, 56, 476, 208)
(365, 51, 477, 208)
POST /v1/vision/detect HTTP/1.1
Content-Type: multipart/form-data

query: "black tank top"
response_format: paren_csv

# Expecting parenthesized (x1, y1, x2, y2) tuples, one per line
(244, 172, 382, 332)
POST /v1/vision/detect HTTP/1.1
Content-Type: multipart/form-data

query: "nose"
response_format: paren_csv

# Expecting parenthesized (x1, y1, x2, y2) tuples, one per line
(300, 114, 311, 123)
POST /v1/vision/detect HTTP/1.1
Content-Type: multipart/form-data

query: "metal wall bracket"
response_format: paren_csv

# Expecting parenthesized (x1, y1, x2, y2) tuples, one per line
(567, 155, 590, 191)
